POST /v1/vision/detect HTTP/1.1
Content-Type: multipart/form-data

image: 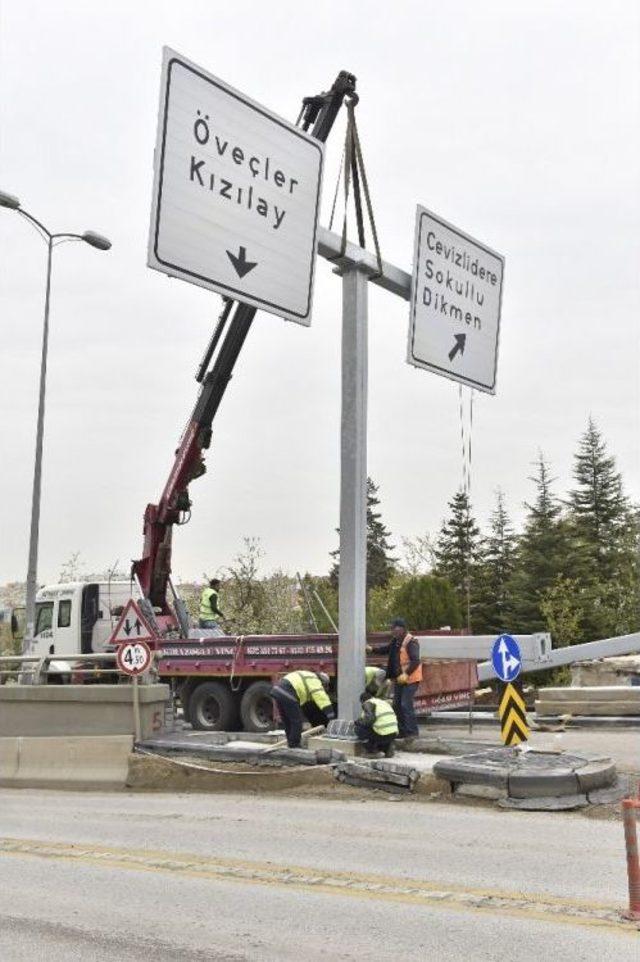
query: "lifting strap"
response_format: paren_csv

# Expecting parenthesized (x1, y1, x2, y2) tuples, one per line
(327, 101, 383, 279)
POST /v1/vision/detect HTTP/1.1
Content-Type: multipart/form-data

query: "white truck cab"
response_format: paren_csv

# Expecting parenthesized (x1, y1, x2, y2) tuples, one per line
(32, 581, 140, 660)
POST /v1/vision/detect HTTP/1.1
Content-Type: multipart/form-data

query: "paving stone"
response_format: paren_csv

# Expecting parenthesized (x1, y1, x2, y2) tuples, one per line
(455, 783, 508, 800)
(498, 793, 589, 811)
(326, 719, 357, 738)
(337, 773, 410, 794)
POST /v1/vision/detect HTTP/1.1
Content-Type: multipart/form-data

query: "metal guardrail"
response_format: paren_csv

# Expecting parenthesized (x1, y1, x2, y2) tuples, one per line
(0, 651, 157, 685)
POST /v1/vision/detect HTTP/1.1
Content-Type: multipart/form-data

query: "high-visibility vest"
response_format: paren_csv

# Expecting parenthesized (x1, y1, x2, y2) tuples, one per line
(365, 666, 383, 691)
(399, 633, 423, 683)
(199, 587, 220, 621)
(283, 671, 332, 712)
(363, 697, 399, 736)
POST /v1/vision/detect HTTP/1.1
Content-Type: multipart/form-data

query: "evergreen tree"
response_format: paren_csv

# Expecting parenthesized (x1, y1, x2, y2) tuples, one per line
(329, 478, 396, 591)
(475, 490, 518, 634)
(509, 454, 571, 633)
(565, 420, 638, 639)
(434, 489, 480, 630)
(567, 417, 629, 581)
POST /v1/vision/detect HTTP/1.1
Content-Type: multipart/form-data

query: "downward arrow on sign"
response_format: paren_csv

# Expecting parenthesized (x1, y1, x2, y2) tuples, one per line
(226, 246, 258, 278)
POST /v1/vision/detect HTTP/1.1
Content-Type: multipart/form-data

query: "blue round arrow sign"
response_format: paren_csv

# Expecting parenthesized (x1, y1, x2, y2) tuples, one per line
(491, 634, 522, 682)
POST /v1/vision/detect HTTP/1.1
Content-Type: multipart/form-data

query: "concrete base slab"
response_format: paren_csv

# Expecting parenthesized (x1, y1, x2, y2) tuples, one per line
(0, 735, 132, 789)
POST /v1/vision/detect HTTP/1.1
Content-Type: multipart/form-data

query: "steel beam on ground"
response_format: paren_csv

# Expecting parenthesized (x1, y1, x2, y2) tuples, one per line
(336, 265, 369, 721)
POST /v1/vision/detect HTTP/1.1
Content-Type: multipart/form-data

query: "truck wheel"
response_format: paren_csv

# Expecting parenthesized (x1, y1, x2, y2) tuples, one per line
(240, 681, 275, 733)
(189, 682, 235, 731)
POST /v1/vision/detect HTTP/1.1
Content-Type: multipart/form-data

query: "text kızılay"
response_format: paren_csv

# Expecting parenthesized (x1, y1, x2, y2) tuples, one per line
(189, 110, 300, 231)
(420, 228, 499, 332)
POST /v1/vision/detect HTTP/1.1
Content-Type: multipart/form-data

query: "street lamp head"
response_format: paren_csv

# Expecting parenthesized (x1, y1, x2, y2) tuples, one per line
(82, 230, 112, 251)
(0, 190, 21, 210)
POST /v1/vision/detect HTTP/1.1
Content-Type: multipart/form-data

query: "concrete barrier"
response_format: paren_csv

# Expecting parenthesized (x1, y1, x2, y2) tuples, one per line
(0, 735, 132, 789)
(0, 684, 170, 738)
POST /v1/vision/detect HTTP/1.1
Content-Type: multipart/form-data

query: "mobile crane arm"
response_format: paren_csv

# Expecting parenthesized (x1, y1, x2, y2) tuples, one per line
(132, 71, 357, 616)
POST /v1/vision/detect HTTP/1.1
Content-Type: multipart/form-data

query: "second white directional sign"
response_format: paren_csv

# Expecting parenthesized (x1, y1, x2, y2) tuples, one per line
(148, 48, 324, 325)
(408, 206, 505, 394)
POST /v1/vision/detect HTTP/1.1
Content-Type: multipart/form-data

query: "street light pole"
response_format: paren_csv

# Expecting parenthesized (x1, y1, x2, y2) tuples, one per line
(0, 190, 111, 649)
(24, 236, 54, 647)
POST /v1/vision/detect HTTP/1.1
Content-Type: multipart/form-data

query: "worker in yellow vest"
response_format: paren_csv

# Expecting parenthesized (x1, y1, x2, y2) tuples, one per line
(269, 670, 336, 748)
(355, 693, 399, 757)
(365, 666, 391, 699)
(378, 617, 422, 738)
(199, 578, 224, 629)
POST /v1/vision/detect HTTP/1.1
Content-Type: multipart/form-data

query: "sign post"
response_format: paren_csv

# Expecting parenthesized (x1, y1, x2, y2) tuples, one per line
(491, 634, 529, 746)
(149, 47, 324, 325)
(116, 639, 153, 743)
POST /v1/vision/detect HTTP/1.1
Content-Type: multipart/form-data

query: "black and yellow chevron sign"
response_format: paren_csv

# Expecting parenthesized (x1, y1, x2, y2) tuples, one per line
(498, 680, 529, 746)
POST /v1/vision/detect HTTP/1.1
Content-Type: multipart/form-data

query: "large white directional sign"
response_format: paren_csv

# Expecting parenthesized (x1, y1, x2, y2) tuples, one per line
(407, 206, 505, 394)
(148, 48, 324, 325)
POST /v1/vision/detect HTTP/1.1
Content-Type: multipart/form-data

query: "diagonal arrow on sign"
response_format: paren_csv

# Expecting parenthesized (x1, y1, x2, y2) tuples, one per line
(448, 333, 466, 362)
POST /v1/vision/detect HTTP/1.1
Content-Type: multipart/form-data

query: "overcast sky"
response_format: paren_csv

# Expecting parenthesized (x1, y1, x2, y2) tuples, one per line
(0, 0, 638, 587)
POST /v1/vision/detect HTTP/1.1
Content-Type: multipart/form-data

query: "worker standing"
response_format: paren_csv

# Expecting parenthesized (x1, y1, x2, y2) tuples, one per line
(199, 578, 224, 629)
(355, 693, 399, 757)
(269, 670, 335, 748)
(378, 617, 422, 739)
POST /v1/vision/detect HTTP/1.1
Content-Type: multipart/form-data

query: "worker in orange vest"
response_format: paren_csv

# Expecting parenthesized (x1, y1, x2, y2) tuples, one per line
(379, 617, 422, 738)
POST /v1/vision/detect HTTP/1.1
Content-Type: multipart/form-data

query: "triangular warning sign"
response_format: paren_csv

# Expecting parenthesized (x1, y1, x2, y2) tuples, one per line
(109, 598, 155, 645)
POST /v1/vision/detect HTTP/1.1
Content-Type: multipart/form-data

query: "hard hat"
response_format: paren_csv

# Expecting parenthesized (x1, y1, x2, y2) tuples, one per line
(318, 672, 330, 687)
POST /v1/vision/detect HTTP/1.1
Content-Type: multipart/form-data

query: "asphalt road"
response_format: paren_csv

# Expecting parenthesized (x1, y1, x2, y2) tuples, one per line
(0, 788, 637, 961)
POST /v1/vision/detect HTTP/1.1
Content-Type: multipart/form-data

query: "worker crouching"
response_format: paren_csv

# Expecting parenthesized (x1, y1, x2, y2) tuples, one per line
(270, 670, 336, 748)
(355, 693, 399, 757)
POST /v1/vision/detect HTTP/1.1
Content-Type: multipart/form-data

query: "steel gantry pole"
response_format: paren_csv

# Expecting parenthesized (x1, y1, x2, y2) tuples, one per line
(317, 228, 412, 722)
(337, 264, 369, 721)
